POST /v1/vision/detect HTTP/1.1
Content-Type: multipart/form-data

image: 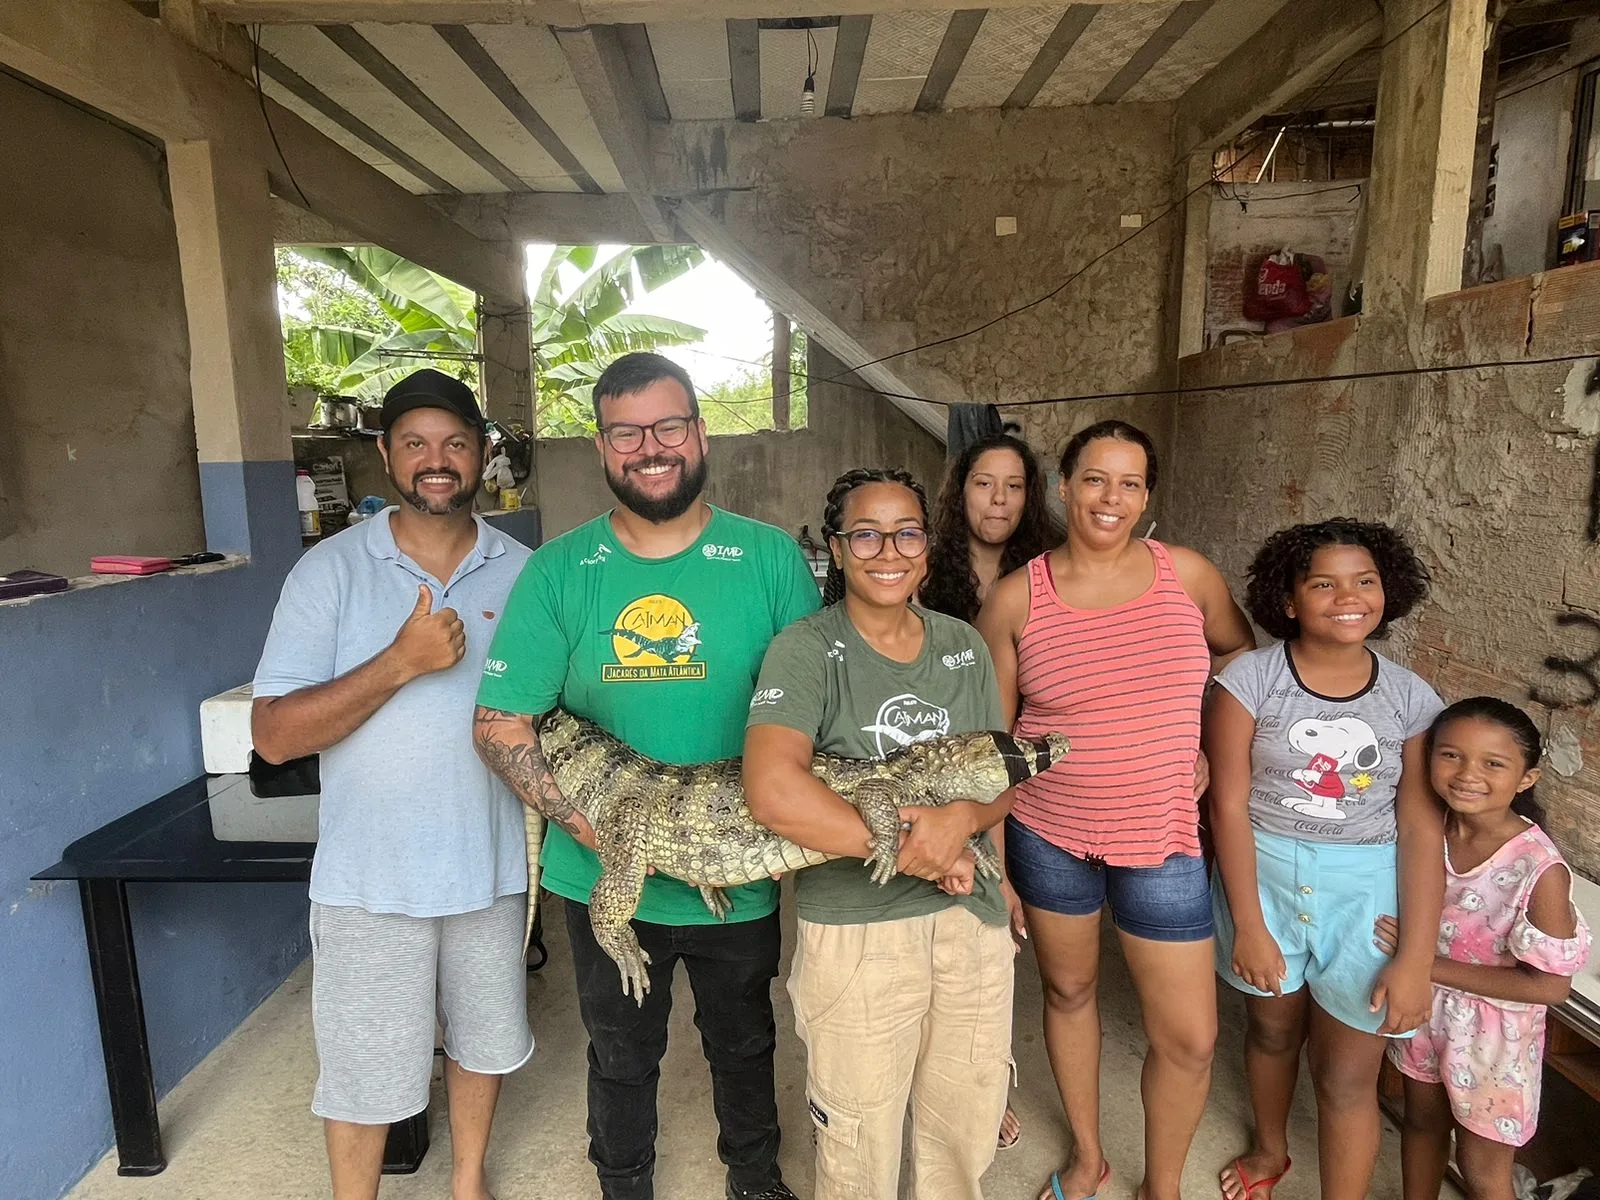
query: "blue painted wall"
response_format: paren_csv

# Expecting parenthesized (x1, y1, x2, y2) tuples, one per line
(0, 461, 310, 1200)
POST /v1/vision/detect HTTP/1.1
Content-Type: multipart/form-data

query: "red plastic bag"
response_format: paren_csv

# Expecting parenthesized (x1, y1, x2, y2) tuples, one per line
(1244, 250, 1311, 321)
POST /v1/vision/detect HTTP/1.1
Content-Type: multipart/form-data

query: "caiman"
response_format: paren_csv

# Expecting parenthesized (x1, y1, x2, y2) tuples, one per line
(523, 709, 1069, 1002)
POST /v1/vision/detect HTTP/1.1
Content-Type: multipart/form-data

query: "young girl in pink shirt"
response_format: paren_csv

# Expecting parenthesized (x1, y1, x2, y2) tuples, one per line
(1380, 697, 1591, 1198)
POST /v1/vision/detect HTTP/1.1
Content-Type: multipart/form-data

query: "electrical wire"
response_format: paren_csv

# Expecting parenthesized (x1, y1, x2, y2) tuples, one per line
(1496, 56, 1591, 105)
(251, 24, 310, 208)
(991, 351, 1599, 409)
(613, 176, 1367, 411)
(662, 341, 1594, 410)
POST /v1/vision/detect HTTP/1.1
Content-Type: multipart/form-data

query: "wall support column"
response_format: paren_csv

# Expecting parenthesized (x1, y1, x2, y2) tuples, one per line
(1360, 0, 1488, 359)
(1176, 151, 1213, 358)
(480, 291, 533, 430)
(771, 309, 792, 431)
(166, 138, 298, 560)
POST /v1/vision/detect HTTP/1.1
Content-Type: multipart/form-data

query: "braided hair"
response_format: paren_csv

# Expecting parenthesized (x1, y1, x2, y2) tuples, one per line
(820, 467, 929, 606)
(922, 433, 1054, 623)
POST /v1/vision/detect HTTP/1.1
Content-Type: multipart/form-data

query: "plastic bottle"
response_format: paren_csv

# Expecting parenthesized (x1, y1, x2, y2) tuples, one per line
(295, 470, 321, 543)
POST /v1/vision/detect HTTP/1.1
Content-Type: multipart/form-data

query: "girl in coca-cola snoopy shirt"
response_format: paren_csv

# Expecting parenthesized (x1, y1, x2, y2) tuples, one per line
(1207, 519, 1443, 1200)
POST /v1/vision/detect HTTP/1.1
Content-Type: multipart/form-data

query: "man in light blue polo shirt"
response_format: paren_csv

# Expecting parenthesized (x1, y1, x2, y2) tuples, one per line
(252, 369, 532, 1200)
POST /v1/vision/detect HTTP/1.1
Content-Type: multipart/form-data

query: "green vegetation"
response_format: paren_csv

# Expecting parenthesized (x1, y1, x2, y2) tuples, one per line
(530, 244, 707, 437)
(276, 242, 809, 438)
(277, 247, 477, 401)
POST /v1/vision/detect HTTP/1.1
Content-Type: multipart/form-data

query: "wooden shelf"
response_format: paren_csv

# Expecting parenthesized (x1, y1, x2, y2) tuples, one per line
(1547, 1007, 1600, 1103)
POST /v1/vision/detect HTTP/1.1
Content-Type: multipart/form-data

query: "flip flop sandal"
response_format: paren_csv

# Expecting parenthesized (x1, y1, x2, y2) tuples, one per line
(997, 1109, 1022, 1151)
(1222, 1156, 1292, 1200)
(1047, 1160, 1110, 1200)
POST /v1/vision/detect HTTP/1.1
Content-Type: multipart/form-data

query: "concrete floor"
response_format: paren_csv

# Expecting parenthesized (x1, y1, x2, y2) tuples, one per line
(68, 895, 1409, 1200)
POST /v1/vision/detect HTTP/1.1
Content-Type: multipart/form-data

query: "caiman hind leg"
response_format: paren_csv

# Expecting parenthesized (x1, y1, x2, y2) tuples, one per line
(589, 800, 656, 1004)
(849, 778, 910, 886)
(590, 865, 652, 1004)
(697, 884, 731, 920)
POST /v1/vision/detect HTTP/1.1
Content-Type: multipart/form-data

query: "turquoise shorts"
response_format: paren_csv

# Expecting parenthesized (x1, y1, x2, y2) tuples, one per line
(1213, 829, 1413, 1038)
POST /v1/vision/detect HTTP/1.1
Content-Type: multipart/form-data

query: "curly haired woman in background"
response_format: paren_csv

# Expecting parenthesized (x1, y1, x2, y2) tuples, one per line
(922, 431, 1056, 626)
(921, 430, 1056, 1151)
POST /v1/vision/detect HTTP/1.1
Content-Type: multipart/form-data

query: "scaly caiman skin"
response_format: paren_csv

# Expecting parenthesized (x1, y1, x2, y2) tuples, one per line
(524, 709, 1069, 1002)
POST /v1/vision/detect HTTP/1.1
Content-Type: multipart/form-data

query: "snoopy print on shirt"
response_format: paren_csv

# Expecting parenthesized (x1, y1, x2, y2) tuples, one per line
(1215, 642, 1442, 845)
(1281, 715, 1383, 821)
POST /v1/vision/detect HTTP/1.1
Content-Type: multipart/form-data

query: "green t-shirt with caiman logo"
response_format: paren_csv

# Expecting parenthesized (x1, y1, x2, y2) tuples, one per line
(746, 602, 1009, 928)
(477, 505, 821, 925)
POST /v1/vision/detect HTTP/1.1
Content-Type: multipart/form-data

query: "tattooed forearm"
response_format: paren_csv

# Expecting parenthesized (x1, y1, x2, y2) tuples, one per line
(473, 707, 587, 839)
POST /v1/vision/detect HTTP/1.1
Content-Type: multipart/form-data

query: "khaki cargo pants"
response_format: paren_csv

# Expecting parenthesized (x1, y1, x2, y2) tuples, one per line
(787, 906, 1014, 1200)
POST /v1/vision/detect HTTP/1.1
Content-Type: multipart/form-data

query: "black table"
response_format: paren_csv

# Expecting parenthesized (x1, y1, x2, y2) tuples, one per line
(34, 776, 429, 1177)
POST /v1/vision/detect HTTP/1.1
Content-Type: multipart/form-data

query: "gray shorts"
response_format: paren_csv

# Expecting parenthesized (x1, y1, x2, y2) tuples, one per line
(309, 893, 534, 1124)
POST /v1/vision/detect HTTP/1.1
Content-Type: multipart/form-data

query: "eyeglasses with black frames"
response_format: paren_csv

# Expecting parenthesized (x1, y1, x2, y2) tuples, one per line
(830, 527, 930, 560)
(598, 416, 694, 454)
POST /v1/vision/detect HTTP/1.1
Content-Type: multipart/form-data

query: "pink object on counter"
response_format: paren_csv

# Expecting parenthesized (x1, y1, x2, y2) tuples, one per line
(91, 556, 174, 575)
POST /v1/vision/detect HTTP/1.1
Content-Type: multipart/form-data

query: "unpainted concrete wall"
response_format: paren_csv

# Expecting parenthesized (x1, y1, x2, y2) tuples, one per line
(1167, 262, 1600, 880)
(0, 72, 205, 579)
(654, 106, 1179, 471)
(536, 346, 947, 541)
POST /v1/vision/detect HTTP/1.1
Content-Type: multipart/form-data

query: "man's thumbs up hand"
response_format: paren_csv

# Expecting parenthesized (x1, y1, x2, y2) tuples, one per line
(389, 584, 466, 682)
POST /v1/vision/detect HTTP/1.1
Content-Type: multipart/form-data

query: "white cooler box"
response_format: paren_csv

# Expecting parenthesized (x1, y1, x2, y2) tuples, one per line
(200, 682, 256, 774)
(200, 683, 320, 843)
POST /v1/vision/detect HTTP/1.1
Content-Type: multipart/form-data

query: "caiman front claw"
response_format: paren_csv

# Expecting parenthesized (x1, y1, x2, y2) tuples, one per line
(867, 835, 903, 886)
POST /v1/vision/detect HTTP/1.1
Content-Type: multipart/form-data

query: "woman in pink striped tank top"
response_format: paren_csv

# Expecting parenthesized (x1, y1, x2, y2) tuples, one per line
(978, 421, 1253, 1200)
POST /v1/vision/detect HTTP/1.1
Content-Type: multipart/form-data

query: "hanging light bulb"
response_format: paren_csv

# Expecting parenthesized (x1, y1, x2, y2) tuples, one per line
(799, 28, 817, 116)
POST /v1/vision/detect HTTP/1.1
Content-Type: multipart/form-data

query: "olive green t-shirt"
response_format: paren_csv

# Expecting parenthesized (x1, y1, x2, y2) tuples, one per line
(476, 505, 821, 925)
(746, 602, 1009, 927)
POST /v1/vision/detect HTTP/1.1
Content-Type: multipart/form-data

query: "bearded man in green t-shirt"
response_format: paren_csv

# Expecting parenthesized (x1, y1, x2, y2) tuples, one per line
(473, 353, 817, 1200)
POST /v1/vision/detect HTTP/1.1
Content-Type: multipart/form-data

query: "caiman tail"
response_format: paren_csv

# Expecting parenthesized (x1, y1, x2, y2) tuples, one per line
(523, 811, 545, 956)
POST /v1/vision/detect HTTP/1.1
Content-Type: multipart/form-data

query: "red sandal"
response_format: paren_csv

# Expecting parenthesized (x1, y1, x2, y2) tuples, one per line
(1221, 1156, 1291, 1200)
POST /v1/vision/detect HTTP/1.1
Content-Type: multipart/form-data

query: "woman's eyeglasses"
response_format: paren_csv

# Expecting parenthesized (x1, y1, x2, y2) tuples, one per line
(830, 527, 929, 560)
(598, 417, 693, 454)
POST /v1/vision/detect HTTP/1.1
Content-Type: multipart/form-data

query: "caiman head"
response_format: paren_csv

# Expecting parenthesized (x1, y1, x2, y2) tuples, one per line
(892, 729, 1070, 802)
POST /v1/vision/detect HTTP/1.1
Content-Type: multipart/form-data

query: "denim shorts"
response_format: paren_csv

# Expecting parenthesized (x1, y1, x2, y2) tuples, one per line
(1213, 829, 1411, 1038)
(1004, 816, 1214, 943)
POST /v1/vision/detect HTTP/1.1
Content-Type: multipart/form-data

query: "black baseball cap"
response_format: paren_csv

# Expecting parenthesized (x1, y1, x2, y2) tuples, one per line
(379, 368, 486, 434)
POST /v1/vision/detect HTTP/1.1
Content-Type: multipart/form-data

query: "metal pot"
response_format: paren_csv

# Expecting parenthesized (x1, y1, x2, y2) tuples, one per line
(317, 397, 359, 429)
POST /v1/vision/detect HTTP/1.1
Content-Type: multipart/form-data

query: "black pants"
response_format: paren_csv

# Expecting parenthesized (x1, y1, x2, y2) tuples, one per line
(564, 898, 784, 1200)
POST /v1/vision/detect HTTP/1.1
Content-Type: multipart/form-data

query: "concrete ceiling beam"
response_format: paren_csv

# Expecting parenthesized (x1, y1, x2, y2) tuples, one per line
(552, 22, 676, 242)
(432, 191, 664, 243)
(201, 0, 1175, 22)
(824, 14, 870, 117)
(1175, 0, 1383, 154)
(669, 198, 952, 444)
(0, 0, 521, 303)
(259, 94, 524, 301)
(273, 194, 366, 243)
